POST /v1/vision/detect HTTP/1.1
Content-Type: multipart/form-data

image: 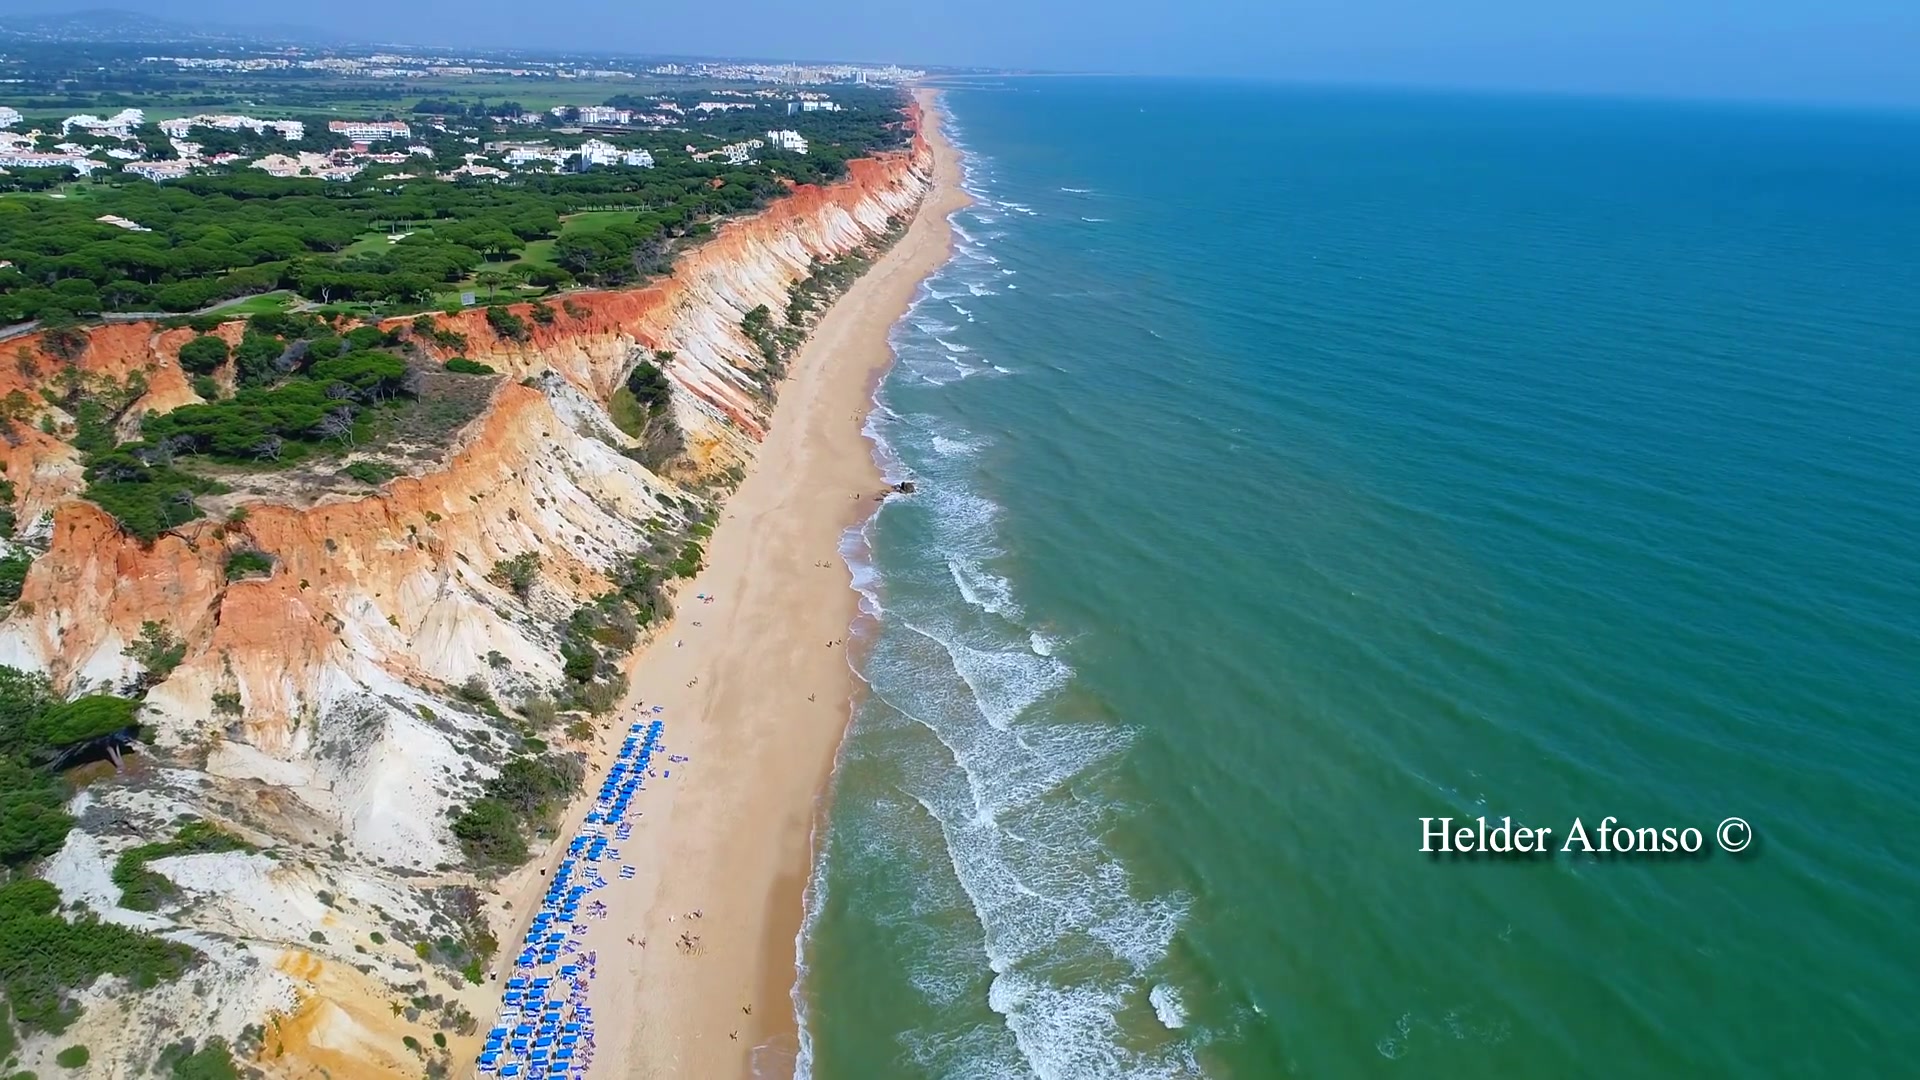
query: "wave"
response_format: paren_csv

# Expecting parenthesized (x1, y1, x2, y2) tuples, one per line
(1059, 186, 1094, 193)
(936, 338, 970, 354)
(947, 556, 1019, 619)
(1150, 984, 1188, 1029)
(930, 433, 982, 458)
(1082, 216, 1109, 223)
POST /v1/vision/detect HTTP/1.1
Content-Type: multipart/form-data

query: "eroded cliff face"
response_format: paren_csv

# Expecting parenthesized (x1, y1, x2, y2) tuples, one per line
(0, 130, 929, 1078)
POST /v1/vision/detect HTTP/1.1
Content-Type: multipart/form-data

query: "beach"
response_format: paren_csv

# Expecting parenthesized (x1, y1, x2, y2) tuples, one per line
(486, 88, 967, 1079)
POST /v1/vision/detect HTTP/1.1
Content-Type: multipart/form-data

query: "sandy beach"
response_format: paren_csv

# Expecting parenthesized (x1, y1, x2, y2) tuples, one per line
(486, 88, 967, 1079)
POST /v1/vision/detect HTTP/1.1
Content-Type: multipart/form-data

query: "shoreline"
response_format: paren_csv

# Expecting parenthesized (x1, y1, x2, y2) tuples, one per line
(483, 88, 968, 1079)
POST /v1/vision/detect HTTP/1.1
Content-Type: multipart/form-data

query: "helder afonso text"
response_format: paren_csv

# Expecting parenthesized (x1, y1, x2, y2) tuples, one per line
(1421, 815, 1752, 856)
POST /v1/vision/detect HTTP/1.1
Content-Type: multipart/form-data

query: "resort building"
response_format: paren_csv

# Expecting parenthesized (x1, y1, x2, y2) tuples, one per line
(621, 148, 655, 168)
(576, 138, 621, 167)
(61, 108, 144, 138)
(253, 151, 360, 179)
(497, 142, 568, 167)
(327, 119, 412, 141)
(0, 151, 104, 174)
(159, 114, 304, 141)
(765, 129, 809, 153)
(0, 106, 21, 129)
(577, 106, 633, 125)
(444, 162, 510, 180)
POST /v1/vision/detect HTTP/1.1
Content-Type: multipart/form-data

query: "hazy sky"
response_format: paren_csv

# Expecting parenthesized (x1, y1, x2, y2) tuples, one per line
(13, 0, 1920, 107)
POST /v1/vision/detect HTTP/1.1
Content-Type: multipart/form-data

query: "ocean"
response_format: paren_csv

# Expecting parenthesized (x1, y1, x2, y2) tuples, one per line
(792, 79, 1920, 1079)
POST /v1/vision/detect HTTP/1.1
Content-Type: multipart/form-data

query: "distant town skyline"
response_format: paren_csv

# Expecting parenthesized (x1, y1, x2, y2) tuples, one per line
(4, 0, 1919, 108)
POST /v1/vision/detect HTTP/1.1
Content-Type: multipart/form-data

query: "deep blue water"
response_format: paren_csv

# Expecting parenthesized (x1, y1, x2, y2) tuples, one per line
(794, 79, 1920, 1079)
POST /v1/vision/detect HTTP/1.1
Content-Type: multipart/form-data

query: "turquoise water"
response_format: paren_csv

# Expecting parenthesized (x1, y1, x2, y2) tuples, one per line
(793, 80, 1920, 1079)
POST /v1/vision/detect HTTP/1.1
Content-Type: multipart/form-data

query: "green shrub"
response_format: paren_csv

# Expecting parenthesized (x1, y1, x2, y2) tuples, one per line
(669, 540, 704, 578)
(123, 621, 186, 684)
(342, 461, 396, 485)
(450, 751, 586, 869)
(223, 549, 273, 581)
(189, 375, 220, 400)
(175, 336, 229, 376)
(449, 797, 526, 867)
(53, 1046, 87, 1069)
(529, 302, 555, 325)
(80, 455, 223, 543)
(111, 819, 252, 911)
(488, 553, 539, 599)
(0, 550, 30, 606)
(442, 358, 496, 375)
(157, 1036, 239, 1080)
(626, 361, 671, 411)
(485, 306, 528, 342)
(368, 931, 385, 944)
(33, 695, 137, 747)
(0, 877, 199, 1035)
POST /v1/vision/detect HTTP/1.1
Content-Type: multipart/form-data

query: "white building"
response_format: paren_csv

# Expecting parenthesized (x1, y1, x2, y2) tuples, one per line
(765, 129, 809, 154)
(620, 148, 654, 168)
(577, 106, 633, 125)
(124, 161, 193, 181)
(159, 114, 305, 141)
(0, 151, 105, 174)
(328, 119, 411, 142)
(718, 138, 763, 165)
(61, 108, 144, 139)
(787, 99, 842, 114)
(494, 142, 567, 167)
(0, 106, 21, 129)
(252, 151, 358, 179)
(575, 138, 621, 167)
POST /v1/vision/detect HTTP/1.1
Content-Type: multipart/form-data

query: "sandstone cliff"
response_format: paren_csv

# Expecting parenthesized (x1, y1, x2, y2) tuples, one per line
(0, 121, 929, 1077)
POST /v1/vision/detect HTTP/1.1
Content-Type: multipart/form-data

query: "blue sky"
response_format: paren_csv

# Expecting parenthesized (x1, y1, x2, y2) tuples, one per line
(13, 0, 1920, 107)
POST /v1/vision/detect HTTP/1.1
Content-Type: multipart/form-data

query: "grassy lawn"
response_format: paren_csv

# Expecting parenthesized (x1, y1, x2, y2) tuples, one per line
(341, 231, 397, 258)
(557, 210, 635, 237)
